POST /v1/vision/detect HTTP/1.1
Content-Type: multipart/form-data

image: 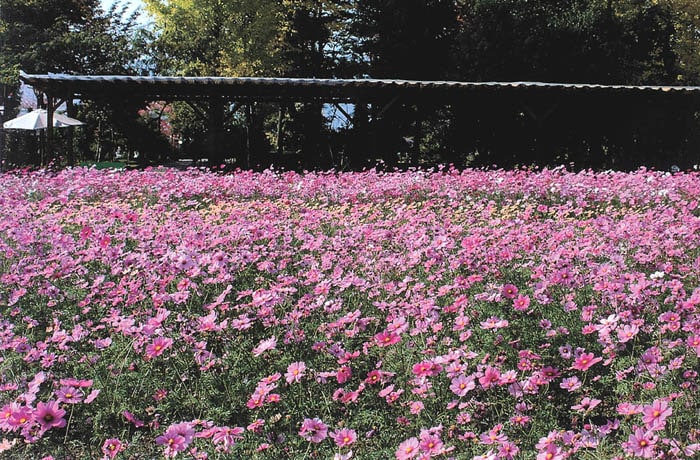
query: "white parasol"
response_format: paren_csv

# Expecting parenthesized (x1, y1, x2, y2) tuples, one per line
(3, 108, 84, 130)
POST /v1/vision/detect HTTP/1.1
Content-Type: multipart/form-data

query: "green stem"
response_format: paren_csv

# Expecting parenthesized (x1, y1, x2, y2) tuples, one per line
(63, 405, 74, 445)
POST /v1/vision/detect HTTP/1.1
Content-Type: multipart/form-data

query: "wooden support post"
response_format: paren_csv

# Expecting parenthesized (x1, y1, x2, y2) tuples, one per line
(412, 106, 423, 164)
(351, 101, 368, 170)
(66, 98, 76, 166)
(276, 104, 285, 157)
(46, 95, 54, 166)
(245, 103, 254, 169)
(208, 96, 224, 166)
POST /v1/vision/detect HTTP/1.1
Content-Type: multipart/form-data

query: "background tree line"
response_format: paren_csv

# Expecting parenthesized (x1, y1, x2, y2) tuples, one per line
(2, 0, 700, 169)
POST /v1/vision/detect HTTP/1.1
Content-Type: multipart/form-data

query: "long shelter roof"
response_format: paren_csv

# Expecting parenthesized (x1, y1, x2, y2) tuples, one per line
(20, 71, 700, 103)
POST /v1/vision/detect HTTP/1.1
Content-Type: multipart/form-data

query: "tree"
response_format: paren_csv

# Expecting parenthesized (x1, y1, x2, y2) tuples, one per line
(0, 0, 148, 165)
(453, 0, 680, 84)
(143, 0, 287, 77)
(0, 0, 145, 82)
(351, 0, 459, 80)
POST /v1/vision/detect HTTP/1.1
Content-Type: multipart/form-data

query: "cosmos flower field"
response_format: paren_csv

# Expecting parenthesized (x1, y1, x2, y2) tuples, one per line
(0, 166, 699, 459)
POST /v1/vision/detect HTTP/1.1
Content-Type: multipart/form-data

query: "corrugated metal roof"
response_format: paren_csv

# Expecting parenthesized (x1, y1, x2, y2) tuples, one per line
(19, 71, 700, 101)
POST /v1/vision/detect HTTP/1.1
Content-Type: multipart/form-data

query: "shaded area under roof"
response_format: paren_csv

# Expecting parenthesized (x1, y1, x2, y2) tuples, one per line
(19, 71, 700, 102)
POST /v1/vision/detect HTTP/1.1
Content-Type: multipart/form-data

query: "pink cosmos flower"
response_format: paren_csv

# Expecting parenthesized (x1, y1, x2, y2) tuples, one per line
(412, 360, 441, 378)
(559, 376, 581, 392)
(123, 410, 145, 428)
(299, 417, 328, 443)
(337, 366, 352, 384)
(571, 352, 602, 371)
(285, 361, 306, 384)
(252, 336, 277, 356)
(7, 405, 33, 429)
(330, 428, 357, 447)
(395, 437, 419, 459)
(512, 294, 530, 311)
(480, 316, 509, 330)
(641, 399, 672, 431)
(510, 415, 530, 426)
(498, 441, 519, 459)
(59, 378, 93, 388)
(210, 426, 244, 453)
(571, 397, 601, 413)
(0, 404, 16, 431)
(34, 401, 66, 431)
(365, 369, 393, 385)
(145, 337, 173, 359)
(617, 324, 639, 343)
(616, 402, 642, 415)
(155, 431, 187, 457)
(479, 425, 506, 445)
(501, 284, 519, 299)
(479, 366, 501, 389)
(624, 427, 657, 458)
(101, 438, 124, 459)
(374, 331, 401, 347)
(536, 443, 564, 460)
(450, 375, 475, 397)
(409, 400, 424, 415)
(55, 386, 84, 404)
(156, 422, 195, 457)
(419, 433, 443, 455)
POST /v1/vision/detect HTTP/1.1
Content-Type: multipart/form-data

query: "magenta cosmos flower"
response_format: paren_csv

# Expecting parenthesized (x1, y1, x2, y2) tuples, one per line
(101, 438, 124, 459)
(299, 417, 328, 443)
(501, 284, 519, 299)
(34, 401, 66, 431)
(145, 337, 173, 359)
(374, 331, 401, 347)
(571, 352, 602, 371)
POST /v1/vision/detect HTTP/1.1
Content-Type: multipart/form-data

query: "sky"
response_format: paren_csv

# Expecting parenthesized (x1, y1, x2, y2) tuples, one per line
(100, 0, 151, 24)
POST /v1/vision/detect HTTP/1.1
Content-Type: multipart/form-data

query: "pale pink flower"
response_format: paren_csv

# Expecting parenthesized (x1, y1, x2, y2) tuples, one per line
(559, 376, 581, 392)
(299, 417, 328, 443)
(512, 294, 530, 311)
(624, 427, 657, 458)
(285, 361, 306, 384)
(450, 375, 475, 397)
(395, 437, 419, 459)
(55, 386, 84, 404)
(641, 399, 672, 431)
(419, 433, 443, 455)
(252, 336, 277, 356)
(330, 428, 357, 447)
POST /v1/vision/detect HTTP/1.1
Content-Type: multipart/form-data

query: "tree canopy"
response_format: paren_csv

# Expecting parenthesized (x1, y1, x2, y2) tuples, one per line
(3, 0, 700, 169)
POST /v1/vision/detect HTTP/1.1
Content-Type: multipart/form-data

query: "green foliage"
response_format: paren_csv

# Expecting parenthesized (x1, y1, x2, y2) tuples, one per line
(143, 0, 288, 76)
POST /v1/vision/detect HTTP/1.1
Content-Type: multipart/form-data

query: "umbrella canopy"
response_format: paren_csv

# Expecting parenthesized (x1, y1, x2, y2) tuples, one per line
(2, 108, 84, 130)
